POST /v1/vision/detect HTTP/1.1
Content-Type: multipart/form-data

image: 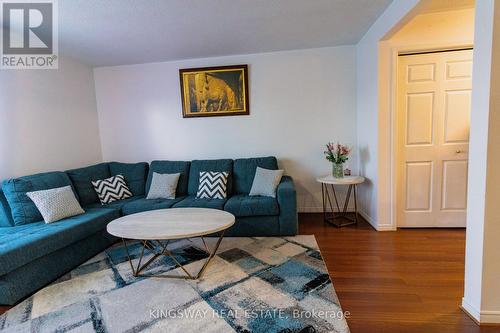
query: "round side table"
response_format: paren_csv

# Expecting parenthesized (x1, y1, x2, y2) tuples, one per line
(316, 175, 365, 227)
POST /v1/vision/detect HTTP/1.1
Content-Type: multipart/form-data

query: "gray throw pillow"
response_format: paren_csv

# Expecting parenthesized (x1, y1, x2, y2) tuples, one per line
(249, 167, 284, 198)
(26, 186, 85, 223)
(146, 172, 180, 199)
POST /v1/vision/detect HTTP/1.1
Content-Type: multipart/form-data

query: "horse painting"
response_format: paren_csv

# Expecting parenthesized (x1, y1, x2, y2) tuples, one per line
(180, 65, 249, 117)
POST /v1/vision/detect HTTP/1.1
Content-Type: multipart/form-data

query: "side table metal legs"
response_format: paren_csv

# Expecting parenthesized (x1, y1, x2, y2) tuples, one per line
(121, 232, 225, 280)
(321, 183, 359, 227)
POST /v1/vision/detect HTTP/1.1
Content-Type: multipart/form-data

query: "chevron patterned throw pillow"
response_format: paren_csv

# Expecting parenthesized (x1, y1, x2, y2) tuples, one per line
(92, 174, 132, 204)
(196, 171, 229, 199)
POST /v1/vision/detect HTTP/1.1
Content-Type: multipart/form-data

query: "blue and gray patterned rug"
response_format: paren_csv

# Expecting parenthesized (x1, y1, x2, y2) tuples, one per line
(0, 236, 350, 333)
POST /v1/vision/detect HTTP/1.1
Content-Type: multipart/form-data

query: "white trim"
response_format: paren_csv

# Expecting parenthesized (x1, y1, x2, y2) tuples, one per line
(299, 207, 357, 213)
(462, 297, 481, 322)
(386, 41, 474, 230)
(480, 311, 500, 324)
(377, 224, 397, 231)
(358, 209, 396, 231)
(298, 206, 357, 213)
(358, 210, 377, 229)
(462, 298, 500, 324)
(298, 207, 324, 213)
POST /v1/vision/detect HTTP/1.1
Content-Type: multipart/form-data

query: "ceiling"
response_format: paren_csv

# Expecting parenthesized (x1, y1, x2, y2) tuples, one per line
(56, 0, 393, 67)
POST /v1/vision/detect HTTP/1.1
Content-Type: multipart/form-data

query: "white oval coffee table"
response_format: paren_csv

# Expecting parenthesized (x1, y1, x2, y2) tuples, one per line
(107, 208, 235, 280)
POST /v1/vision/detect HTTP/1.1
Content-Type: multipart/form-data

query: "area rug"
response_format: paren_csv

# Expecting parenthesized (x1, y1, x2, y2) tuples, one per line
(0, 236, 350, 333)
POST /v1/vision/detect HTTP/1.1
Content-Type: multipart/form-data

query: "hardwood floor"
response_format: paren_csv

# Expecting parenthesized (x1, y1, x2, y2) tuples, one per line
(1, 214, 499, 333)
(299, 213, 500, 333)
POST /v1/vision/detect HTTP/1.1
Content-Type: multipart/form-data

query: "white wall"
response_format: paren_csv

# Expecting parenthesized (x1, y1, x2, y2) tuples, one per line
(0, 56, 103, 180)
(94, 46, 357, 212)
(462, 0, 500, 324)
(356, 0, 420, 229)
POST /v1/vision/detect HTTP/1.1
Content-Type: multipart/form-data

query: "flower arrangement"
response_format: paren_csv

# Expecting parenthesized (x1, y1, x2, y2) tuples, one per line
(324, 142, 351, 178)
(324, 142, 350, 164)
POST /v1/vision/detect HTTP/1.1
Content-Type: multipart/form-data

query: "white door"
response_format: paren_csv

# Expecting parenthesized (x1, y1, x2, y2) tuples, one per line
(397, 49, 472, 227)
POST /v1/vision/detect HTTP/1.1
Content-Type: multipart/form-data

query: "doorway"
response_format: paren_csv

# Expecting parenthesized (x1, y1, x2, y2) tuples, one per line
(396, 49, 473, 227)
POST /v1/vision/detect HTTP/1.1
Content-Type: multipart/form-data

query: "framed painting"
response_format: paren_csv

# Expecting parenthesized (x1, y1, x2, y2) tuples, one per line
(179, 64, 249, 118)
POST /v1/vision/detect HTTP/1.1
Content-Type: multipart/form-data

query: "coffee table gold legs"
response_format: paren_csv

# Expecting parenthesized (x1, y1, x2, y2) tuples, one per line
(195, 232, 225, 278)
(121, 232, 225, 280)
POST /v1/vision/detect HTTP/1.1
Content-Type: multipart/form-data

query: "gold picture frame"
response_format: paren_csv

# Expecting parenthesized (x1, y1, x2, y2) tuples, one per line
(179, 65, 249, 118)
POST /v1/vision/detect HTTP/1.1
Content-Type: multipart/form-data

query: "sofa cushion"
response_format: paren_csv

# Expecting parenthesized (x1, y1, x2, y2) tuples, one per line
(0, 208, 119, 276)
(2, 172, 77, 226)
(121, 197, 185, 215)
(233, 157, 278, 194)
(188, 159, 233, 196)
(146, 161, 190, 197)
(224, 194, 280, 217)
(0, 188, 14, 227)
(173, 196, 226, 210)
(85, 195, 144, 213)
(66, 163, 110, 206)
(109, 162, 148, 197)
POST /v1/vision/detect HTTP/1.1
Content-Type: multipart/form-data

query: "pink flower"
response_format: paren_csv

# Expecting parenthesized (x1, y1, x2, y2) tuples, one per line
(324, 142, 350, 163)
(340, 146, 349, 156)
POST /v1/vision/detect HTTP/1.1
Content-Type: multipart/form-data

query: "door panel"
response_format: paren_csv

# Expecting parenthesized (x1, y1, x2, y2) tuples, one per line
(397, 49, 472, 227)
(405, 161, 433, 211)
(444, 90, 471, 143)
(446, 60, 473, 79)
(408, 63, 435, 82)
(406, 93, 434, 145)
(441, 160, 468, 210)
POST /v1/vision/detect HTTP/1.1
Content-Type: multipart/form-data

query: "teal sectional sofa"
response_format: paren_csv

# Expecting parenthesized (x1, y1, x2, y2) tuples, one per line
(0, 157, 297, 305)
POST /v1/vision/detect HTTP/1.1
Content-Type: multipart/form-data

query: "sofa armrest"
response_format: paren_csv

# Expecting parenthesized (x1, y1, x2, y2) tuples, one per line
(277, 176, 298, 235)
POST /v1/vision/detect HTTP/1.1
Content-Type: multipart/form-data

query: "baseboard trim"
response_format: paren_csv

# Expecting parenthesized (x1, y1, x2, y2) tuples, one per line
(461, 298, 500, 325)
(376, 224, 397, 231)
(480, 311, 500, 325)
(358, 210, 373, 223)
(298, 207, 325, 213)
(298, 206, 356, 213)
(461, 298, 480, 323)
(357, 210, 375, 228)
(299, 208, 397, 231)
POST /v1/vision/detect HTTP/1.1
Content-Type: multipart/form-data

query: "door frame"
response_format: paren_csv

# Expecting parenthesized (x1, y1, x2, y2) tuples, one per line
(387, 42, 474, 229)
